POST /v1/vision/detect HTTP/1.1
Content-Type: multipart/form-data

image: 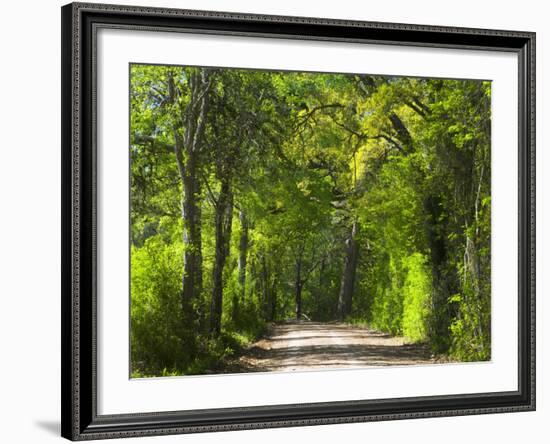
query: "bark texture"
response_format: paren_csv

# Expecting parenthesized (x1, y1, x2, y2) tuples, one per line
(210, 181, 233, 336)
(337, 220, 359, 320)
(171, 69, 212, 340)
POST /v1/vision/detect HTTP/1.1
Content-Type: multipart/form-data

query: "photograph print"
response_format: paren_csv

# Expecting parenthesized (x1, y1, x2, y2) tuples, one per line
(129, 64, 491, 378)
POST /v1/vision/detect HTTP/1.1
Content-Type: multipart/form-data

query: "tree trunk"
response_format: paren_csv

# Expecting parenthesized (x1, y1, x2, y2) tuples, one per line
(170, 69, 212, 351)
(223, 191, 234, 259)
(181, 157, 202, 330)
(463, 232, 479, 294)
(337, 220, 359, 320)
(233, 211, 248, 323)
(270, 276, 278, 322)
(424, 194, 453, 352)
(261, 254, 269, 319)
(295, 257, 303, 320)
(238, 211, 248, 293)
(210, 181, 233, 337)
(316, 258, 326, 320)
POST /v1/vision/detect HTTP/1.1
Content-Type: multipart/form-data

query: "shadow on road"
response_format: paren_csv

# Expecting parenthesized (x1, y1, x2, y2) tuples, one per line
(221, 321, 439, 373)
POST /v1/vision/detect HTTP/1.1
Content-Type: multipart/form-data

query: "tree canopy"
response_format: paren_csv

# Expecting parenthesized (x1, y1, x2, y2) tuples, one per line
(130, 64, 491, 376)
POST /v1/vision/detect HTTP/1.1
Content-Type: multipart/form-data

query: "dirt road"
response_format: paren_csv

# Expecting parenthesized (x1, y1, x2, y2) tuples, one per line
(234, 321, 436, 372)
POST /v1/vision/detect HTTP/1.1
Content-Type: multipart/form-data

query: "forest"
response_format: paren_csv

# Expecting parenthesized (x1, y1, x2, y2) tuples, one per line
(130, 64, 491, 377)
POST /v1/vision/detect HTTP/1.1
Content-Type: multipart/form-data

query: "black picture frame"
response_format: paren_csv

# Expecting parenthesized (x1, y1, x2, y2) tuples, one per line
(61, 2, 536, 440)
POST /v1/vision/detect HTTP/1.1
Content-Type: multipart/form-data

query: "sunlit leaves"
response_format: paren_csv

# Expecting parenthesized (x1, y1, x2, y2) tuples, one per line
(129, 64, 492, 374)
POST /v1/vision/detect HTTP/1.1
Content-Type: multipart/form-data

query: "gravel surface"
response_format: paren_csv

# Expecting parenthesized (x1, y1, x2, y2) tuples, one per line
(232, 320, 438, 373)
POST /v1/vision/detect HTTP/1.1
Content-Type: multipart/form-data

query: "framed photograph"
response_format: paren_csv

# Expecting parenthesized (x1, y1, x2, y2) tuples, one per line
(61, 2, 535, 440)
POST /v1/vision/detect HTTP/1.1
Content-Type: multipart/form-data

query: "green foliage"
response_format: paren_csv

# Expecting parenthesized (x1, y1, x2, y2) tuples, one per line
(130, 236, 186, 374)
(369, 255, 403, 335)
(402, 253, 431, 342)
(129, 65, 492, 375)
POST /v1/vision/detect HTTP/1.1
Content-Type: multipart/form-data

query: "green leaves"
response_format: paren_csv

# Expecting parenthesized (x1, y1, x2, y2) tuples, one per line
(130, 64, 492, 375)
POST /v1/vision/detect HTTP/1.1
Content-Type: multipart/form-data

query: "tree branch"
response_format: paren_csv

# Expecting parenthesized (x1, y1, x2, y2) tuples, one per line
(132, 134, 174, 153)
(199, 170, 219, 207)
(294, 103, 345, 131)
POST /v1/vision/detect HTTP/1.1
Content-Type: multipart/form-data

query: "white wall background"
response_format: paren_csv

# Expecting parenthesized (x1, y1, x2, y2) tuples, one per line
(0, 0, 545, 443)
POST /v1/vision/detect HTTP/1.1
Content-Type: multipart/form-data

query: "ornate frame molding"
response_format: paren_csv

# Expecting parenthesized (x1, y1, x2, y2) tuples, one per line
(61, 2, 535, 440)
